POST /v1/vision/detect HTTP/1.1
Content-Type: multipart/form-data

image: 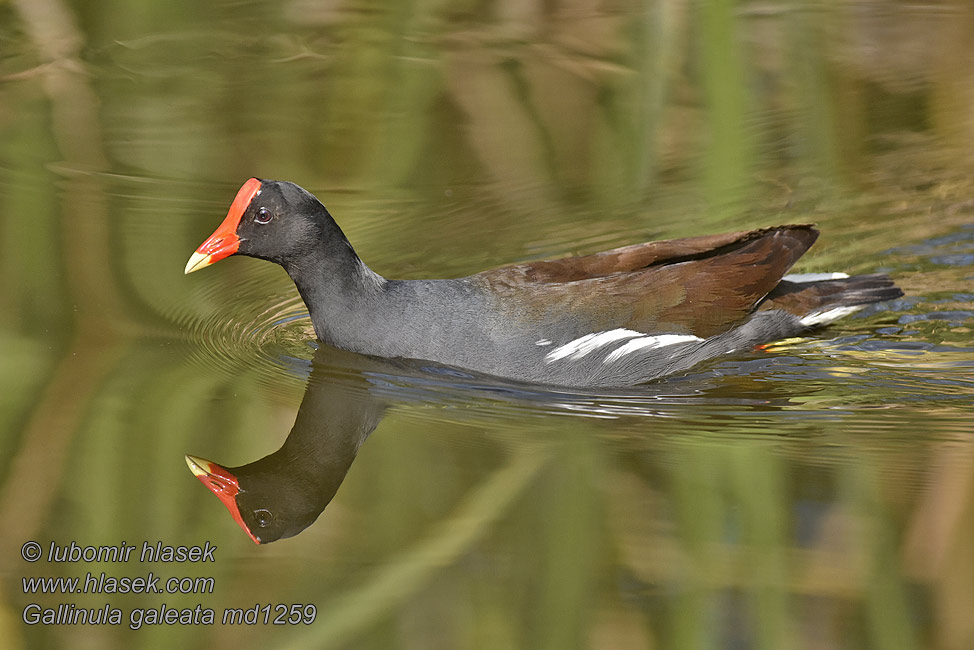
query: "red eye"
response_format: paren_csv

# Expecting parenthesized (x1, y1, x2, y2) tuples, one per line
(255, 207, 272, 224)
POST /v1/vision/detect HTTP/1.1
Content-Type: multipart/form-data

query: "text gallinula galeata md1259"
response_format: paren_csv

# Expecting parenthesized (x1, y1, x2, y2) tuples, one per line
(185, 178, 902, 387)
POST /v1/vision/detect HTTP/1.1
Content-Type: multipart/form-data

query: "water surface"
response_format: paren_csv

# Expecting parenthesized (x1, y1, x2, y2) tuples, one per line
(1, 1, 972, 649)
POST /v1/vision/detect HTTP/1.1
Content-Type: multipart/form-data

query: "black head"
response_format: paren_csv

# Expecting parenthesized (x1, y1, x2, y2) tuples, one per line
(186, 454, 332, 544)
(185, 178, 345, 274)
(231, 461, 333, 544)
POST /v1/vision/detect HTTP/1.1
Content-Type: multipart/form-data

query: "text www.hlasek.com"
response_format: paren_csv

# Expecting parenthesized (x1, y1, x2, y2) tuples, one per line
(23, 573, 214, 595)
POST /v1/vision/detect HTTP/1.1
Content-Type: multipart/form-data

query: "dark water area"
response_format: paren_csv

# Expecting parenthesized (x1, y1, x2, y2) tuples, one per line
(1, 1, 973, 649)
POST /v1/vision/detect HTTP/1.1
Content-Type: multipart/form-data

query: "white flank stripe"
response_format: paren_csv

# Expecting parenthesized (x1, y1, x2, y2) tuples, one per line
(603, 334, 703, 363)
(783, 272, 850, 283)
(535, 339, 552, 346)
(800, 305, 863, 327)
(544, 329, 643, 362)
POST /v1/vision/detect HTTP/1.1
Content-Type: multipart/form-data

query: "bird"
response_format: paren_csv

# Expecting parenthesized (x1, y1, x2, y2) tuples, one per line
(185, 178, 903, 388)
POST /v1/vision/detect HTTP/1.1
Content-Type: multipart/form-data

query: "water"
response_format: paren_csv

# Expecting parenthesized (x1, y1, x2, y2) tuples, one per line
(1, 1, 973, 649)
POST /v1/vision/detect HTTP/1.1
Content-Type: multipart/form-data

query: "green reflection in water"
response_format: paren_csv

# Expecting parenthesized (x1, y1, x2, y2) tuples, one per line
(1, 0, 973, 649)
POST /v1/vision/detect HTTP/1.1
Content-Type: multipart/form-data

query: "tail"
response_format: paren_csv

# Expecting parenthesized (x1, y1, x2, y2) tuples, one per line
(760, 272, 903, 327)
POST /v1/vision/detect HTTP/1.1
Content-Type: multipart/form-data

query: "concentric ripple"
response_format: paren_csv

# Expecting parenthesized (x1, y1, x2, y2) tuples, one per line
(173, 270, 317, 401)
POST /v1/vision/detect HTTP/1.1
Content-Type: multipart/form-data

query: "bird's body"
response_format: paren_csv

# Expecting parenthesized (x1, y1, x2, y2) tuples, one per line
(186, 179, 902, 387)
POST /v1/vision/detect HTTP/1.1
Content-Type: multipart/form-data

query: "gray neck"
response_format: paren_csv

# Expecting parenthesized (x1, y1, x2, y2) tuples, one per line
(283, 239, 389, 351)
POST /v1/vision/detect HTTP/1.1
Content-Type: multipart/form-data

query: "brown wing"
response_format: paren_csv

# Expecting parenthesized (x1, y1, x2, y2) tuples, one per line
(475, 225, 819, 338)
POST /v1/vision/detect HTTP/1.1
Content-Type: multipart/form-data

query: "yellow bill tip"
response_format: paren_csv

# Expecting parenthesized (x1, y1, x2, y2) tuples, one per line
(184, 251, 212, 274)
(185, 454, 212, 477)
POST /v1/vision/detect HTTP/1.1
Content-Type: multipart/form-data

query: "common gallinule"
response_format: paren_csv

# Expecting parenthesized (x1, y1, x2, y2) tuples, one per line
(185, 178, 902, 387)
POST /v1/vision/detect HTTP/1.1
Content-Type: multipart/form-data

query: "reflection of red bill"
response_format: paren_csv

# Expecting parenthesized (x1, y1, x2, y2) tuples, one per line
(185, 455, 260, 544)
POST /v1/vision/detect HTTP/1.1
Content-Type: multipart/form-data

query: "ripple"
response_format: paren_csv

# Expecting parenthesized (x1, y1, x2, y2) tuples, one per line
(173, 274, 316, 401)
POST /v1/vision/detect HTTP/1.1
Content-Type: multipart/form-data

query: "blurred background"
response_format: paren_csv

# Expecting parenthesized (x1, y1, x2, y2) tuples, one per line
(1, 0, 972, 648)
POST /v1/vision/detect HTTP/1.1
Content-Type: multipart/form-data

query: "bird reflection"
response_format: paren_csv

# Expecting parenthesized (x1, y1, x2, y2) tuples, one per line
(186, 346, 391, 544)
